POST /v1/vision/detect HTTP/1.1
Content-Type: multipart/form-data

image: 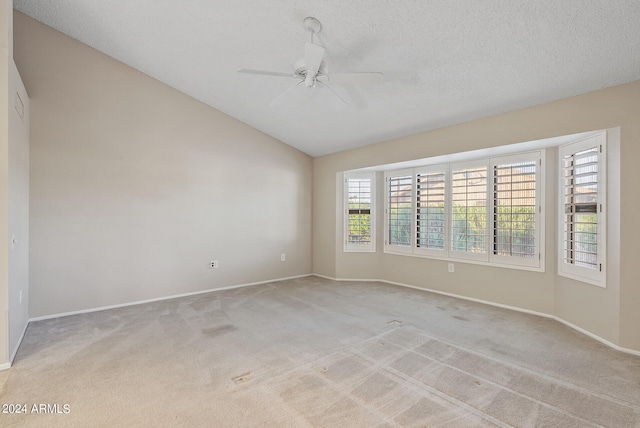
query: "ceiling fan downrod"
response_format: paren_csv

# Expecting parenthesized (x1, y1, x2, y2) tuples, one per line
(303, 17, 322, 44)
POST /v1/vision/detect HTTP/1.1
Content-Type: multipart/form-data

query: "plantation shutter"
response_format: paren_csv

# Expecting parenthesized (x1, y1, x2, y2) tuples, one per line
(493, 159, 537, 259)
(386, 173, 413, 248)
(344, 173, 375, 252)
(562, 146, 599, 269)
(416, 170, 446, 251)
(347, 178, 372, 244)
(558, 133, 606, 287)
(451, 164, 487, 259)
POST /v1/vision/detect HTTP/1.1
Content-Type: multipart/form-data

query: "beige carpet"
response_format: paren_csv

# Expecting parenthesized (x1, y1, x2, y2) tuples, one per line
(1, 276, 639, 427)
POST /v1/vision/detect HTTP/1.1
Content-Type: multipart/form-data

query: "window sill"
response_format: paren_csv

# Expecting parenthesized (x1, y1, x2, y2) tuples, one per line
(557, 270, 606, 288)
(383, 248, 546, 273)
(344, 247, 377, 253)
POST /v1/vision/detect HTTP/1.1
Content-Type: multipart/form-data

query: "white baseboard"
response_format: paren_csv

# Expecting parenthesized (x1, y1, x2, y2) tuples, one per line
(0, 274, 311, 371)
(553, 316, 640, 357)
(382, 278, 554, 320)
(28, 274, 312, 323)
(311, 273, 335, 281)
(0, 318, 31, 371)
(14, 273, 640, 365)
(10, 320, 30, 365)
(314, 273, 640, 357)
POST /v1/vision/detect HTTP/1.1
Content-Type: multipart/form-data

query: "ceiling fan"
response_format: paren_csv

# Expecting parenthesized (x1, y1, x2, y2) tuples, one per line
(238, 17, 383, 105)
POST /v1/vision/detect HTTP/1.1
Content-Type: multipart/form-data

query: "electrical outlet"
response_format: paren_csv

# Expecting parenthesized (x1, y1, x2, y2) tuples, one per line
(209, 260, 219, 269)
(281, 253, 286, 262)
(448, 263, 454, 273)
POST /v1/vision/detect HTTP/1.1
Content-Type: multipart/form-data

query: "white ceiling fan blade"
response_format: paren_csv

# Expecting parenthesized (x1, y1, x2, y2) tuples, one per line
(304, 42, 325, 86)
(329, 72, 384, 85)
(237, 69, 295, 78)
(269, 80, 304, 107)
(317, 81, 347, 106)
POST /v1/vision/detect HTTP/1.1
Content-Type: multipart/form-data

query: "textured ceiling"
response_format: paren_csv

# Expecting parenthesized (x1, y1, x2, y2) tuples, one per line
(13, 0, 640, 157)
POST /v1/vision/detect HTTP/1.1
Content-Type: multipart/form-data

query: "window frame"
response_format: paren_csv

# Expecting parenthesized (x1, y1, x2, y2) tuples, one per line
(343, 172, 376, 253)
(557, 133, 606, 287)
(383, 151, 544, 272)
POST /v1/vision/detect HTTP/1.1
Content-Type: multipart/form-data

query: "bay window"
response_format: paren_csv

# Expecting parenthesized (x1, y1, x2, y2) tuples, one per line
(383, 151, 543, 271)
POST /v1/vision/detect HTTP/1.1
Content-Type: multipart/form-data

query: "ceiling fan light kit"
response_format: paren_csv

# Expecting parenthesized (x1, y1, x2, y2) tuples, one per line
(237, 17, 383, 106)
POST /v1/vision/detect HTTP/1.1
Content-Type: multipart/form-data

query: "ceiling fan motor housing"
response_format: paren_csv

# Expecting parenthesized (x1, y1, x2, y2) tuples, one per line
(294, 59, 328, 82)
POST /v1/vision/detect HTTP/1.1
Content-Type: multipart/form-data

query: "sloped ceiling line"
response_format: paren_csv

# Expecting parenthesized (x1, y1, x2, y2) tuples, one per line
(14, 0, 640, 156)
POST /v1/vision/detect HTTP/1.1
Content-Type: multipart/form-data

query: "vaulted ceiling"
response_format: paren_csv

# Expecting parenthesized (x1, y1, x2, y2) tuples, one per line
(13, 1, 640, 156)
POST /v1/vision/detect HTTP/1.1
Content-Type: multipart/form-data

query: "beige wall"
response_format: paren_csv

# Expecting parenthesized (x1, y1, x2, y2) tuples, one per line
(13, 12, 313, 318)
(314, 81, 640, 352)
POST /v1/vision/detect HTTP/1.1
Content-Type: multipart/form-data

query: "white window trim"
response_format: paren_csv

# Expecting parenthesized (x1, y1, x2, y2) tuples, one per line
(557, 133, 606, 287)
(343, 172, 376, 253)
